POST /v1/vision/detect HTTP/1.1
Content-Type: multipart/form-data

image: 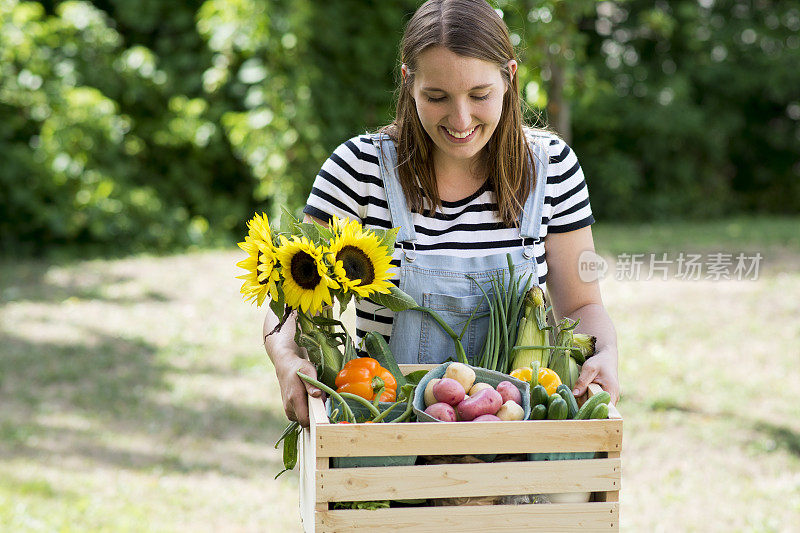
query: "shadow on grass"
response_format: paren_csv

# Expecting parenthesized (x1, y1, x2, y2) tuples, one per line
(643, 396, 800, 459)
(0, 328, 288, 475)
(0, 259, 171, 305)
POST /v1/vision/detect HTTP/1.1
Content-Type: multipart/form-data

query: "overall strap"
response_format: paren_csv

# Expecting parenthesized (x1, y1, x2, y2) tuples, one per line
(519, 136, 550, 246)
(371, 133, 417, 244)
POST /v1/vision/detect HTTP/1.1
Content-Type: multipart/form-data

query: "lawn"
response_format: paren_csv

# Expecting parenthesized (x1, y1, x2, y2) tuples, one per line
(1, 216, 798, 532)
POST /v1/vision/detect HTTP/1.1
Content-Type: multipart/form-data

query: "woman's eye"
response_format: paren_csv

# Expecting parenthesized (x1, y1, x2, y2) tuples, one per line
(472, 94, 490, 101)
(425, 95, 446, 103)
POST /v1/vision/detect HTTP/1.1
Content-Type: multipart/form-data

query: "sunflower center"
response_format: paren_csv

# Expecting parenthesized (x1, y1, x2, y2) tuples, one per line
(337, 245, 374, 285)
(290, 251, 322, 290)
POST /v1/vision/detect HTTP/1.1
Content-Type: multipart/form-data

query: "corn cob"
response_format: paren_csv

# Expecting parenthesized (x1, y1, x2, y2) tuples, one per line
(571, 333, 597, 364)
(551, 317, 579, 390)
(509, 286, 550, 371)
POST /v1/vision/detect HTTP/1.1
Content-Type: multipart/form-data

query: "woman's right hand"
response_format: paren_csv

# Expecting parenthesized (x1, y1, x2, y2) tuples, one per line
(275, 354, 323, 427)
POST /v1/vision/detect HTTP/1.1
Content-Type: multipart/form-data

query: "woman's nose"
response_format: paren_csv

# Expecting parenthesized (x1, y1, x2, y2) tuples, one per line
(449, 99, 472, 130)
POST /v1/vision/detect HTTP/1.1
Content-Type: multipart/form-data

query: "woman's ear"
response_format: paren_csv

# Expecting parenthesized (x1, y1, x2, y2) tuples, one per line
(507, 59, 518, 84)
(401, 63, 408, 82)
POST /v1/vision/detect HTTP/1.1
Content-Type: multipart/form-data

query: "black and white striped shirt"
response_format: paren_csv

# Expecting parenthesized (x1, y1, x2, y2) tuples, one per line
(304, 131, 594, 345)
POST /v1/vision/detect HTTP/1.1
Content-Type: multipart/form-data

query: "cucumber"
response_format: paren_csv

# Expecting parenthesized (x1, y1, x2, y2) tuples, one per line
(547, 397, 568, 420)
(547, 392, 562, 408)
(556, 384, 579, 419)
(531, 385, 549, 407)
(575, 391, 611, 420)
(590, 403, 609, 419)
(530, 404, 547, 420)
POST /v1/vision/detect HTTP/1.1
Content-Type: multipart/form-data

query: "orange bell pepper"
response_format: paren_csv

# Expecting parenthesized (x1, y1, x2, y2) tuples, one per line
(335, 357, 397, 402)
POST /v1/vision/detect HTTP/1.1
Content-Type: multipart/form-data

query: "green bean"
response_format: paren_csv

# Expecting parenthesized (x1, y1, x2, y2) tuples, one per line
(338, 392, 381, 418)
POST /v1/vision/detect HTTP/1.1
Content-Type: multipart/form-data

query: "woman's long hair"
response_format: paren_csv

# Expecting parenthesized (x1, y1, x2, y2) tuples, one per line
(381, 0, 534, 227)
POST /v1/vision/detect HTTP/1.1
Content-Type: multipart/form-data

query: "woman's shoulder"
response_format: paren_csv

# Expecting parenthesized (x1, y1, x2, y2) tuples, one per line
(332, 133, 381, 164)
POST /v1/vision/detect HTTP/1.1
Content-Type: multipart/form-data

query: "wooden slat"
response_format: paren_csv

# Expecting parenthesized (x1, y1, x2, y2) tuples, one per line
(316, 418, 622, 457)
(595, 451, 621, 503)
(398, 364, 436, 374)
(317, 502, 618, 532)
(299, 428, 316, 533)
(317, 458, 620, 502)
(308, 394, 329, 425)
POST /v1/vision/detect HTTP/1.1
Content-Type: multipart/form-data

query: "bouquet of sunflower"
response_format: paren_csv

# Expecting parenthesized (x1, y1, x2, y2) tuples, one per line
(235, 208, 417, 388)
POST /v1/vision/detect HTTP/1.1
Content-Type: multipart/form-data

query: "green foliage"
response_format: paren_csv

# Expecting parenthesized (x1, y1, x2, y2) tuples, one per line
(1, 0, 798, 254)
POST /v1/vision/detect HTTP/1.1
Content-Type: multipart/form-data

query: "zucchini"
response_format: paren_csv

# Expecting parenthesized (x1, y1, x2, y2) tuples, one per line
(590, 403, 609, 420)
(547, 397, 568, 420)
(531, 385, 549, 407)
(556, 384, 579, 419)
(530, 404, 547, 420)
(363, 331, 407, 388)
(575, 390, 611, 420)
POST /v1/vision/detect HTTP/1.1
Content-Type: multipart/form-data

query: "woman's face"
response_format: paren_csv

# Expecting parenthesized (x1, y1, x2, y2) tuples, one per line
(406, 46, 515, 169)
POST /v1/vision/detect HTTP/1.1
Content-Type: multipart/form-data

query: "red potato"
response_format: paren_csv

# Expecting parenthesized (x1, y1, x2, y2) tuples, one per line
(495, 380, 522, 405)
(424, 402, 457, 422)
(432, 378, 466, 406)
(456, 388, 503, 421)
(473, 414, 502, 422)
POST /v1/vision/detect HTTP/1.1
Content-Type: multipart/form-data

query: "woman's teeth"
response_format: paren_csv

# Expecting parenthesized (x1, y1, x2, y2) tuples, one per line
(445, 126, 477, 138)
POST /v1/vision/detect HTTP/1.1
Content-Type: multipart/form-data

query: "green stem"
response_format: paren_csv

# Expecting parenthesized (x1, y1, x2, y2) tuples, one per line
(338, 392, 381, 418)
(411, 306, 468, 364)
(371, 399, 405, 423)
(393, 393, 416, 423)
(372, 386, 385, 409)
(296, 371, 355, 423)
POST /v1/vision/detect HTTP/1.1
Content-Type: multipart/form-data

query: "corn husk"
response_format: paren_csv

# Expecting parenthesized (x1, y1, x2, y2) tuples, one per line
(509, 286, 550, 371)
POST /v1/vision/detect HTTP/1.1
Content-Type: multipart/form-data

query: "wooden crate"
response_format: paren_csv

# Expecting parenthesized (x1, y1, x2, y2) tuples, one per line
(299, 364, 622, 532)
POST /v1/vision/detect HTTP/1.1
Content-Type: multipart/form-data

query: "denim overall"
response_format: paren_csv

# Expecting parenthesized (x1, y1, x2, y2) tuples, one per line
(372, 133, 550, 364)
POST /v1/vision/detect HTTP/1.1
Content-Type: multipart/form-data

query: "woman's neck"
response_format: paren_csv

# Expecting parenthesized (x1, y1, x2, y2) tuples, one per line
(433, 150, 487, 202)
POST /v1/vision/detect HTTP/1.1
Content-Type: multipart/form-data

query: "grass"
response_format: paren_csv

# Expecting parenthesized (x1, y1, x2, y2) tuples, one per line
(1, 215, 799, 532)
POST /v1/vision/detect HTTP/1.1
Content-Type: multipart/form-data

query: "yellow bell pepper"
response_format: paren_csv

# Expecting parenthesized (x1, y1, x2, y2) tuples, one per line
(537, 367, 562, 396)
(509, 367, 533, 383)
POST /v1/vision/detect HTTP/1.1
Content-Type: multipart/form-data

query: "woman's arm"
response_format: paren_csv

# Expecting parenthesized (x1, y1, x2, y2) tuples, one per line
(544, 226, 621, 403)
(263, 214, 329, 427)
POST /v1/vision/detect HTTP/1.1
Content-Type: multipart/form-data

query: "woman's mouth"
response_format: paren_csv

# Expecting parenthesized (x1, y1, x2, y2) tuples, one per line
(441, 125, 479, 143)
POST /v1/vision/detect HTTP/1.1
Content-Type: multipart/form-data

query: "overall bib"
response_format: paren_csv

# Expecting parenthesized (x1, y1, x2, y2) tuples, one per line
(372, 133, 550, 365)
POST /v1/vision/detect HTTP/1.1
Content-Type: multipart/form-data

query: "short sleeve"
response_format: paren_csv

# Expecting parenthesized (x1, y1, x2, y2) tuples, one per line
(546, 137, 595, 233)
(303, 136, 378, 223)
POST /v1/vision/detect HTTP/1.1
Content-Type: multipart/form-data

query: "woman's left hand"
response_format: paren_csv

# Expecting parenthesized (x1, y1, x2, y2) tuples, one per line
(571, 348, 620, 404)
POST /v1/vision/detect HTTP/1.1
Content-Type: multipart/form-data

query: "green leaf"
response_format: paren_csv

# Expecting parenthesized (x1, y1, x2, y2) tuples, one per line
(313, 219, 334, 241)
(280, 206, 301, 236)
(370, 285, 418, 312)
(403, 370, 428, 386)
(374, 227, 398, 252)
(297, 222, 321, 244)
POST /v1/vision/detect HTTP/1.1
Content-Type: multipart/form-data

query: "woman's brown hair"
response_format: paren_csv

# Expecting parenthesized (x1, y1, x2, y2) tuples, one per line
(381, 0, 534, 227)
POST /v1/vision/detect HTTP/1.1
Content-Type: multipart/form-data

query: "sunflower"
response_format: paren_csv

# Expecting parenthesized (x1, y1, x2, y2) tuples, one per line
(235, 212, 281, 307)
(236, 236, 280, 307)
(326, 217, 394, 299)
(245, 212, 273, 244)
(276, 235, 339, 314)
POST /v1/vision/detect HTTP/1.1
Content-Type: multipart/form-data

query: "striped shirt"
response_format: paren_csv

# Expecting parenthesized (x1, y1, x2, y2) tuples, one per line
(304, 131, 594, 345)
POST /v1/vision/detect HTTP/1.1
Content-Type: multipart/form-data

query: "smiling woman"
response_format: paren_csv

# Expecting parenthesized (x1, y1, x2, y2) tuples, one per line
(265, 0, 619, 428)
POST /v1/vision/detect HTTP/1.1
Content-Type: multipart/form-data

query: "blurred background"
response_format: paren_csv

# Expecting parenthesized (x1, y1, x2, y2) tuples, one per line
(1, 1, 798, 531)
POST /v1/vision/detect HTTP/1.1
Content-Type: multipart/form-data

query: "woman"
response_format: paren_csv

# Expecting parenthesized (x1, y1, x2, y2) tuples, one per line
(265, 0, 619, 427)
